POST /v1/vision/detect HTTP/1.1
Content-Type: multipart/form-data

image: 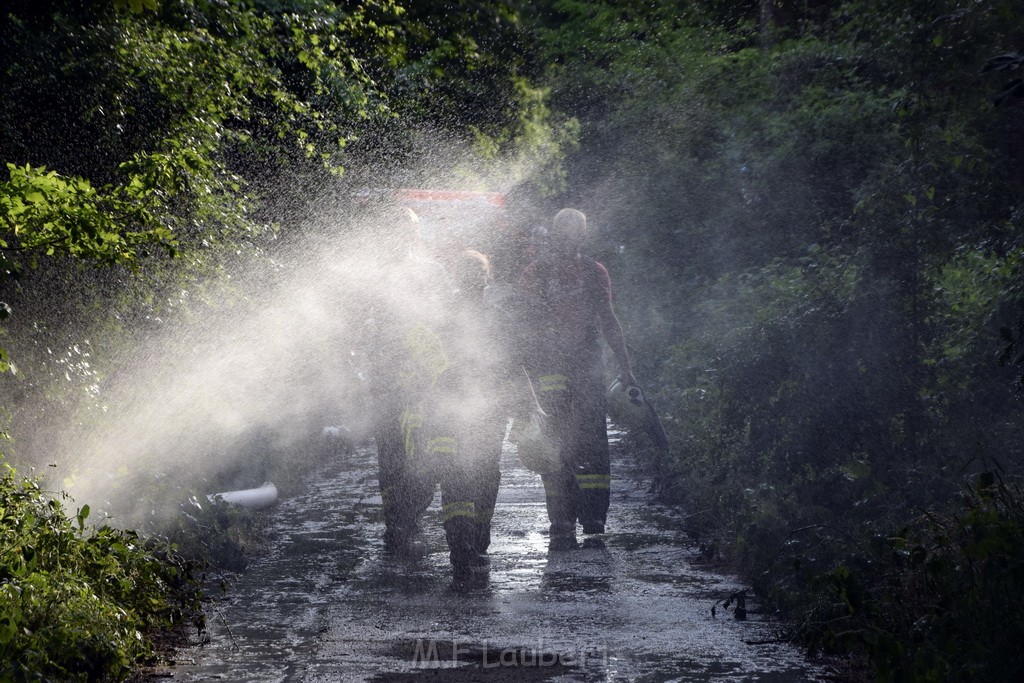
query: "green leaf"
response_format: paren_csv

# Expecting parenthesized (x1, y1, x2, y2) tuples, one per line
(77, 504, 90, 531)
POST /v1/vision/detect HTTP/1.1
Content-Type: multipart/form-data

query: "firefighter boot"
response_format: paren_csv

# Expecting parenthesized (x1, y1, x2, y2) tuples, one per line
(445, 516, 486, 584)
(542, 470, 579, 550)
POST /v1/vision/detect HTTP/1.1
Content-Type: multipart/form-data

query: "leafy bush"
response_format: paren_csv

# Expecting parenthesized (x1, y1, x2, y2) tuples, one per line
(0, 459, 201, 681)
(531, 0, 1024, 677)
(791, 472, 1024, 681)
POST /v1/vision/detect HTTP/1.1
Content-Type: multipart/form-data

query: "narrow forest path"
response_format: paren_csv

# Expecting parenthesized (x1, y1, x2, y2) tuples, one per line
(165, 434, 822, 681)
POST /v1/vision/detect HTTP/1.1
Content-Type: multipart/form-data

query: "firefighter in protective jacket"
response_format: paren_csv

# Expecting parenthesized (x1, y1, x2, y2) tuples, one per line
(365, 208, 451, 556)
(437, 250, 534, 578)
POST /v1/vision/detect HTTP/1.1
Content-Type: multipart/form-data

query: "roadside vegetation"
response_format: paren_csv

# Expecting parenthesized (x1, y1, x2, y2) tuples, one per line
(0, 459, 202, 680)
(531, 1, 1024, 679)
(0, 0, 565, 678)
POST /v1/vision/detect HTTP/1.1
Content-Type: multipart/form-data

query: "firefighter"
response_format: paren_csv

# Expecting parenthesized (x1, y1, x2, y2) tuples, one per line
(368, 232, 520, 579)
(434, 250, 534, 583)
(518, 208, 637, 550)
(445, 250, 536, 561)
(365, 207, 450, 556)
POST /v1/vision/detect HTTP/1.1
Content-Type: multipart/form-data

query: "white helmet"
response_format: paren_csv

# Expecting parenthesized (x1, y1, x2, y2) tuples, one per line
(607, 378, 648, 429)
(516, 411, 561, 474)
(607, 379, 670, 451)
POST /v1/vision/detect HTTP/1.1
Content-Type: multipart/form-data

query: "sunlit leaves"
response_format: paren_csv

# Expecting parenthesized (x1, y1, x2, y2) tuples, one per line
(0, 462, 201, 680)
(0, 0, 554, 418)
(0, 163, 172, 270)
(108, 1, 392, 185)
(2, 0, 407, 272)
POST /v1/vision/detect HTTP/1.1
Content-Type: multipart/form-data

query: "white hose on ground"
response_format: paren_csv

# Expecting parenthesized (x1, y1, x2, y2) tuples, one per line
(208, 482, 279, 509)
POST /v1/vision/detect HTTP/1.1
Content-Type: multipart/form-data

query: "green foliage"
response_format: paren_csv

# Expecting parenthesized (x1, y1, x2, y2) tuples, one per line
(0, 0, 398, 383)
(791, 473, 1024, 681)
(0, 0, 401, 259)
(0, 162, 173, 268)
(0, 0, 562, 439)
(0, 0, 561, 362)
(0, 460, 201, 681)
(0, 0, 566, 677)
(466, 77, 581, 195)
(164, 494, 269, 571)
(531, 0, 1024, 678)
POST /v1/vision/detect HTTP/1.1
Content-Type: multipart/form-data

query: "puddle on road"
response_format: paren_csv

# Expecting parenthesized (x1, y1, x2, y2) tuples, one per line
(162, 443, 823, 682)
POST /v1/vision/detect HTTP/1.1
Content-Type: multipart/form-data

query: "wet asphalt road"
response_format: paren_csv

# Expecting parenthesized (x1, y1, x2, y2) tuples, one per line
(166, 435, 822, 682)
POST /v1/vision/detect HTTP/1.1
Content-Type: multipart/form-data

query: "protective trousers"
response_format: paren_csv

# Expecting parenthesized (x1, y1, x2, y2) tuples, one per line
(452, 415, 505, 553)
(437, 414, 505, 564)
(534, 369, 611, 537)
(373, 395, 434, 550)
(382, 398, 501, 567)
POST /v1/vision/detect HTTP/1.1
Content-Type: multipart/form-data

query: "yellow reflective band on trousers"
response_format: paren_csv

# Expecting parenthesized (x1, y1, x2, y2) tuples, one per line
(401, 409, 423, 458)
(426, 436, 457, 456)
(442, 501, 476, 522)
(537, 374, 568, 393)
(576, 474, 611, 490)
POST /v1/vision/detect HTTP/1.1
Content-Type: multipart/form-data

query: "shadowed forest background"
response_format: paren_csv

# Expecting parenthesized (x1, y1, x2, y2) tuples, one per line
(2, 0, 1024, 680)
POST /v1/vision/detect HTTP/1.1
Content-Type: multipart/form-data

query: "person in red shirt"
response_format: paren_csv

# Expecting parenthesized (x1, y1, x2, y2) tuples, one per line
(518, 208, 637, 549)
